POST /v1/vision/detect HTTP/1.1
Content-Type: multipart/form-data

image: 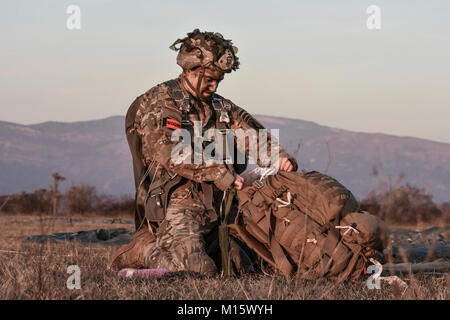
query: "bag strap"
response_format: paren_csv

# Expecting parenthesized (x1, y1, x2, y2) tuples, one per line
(228, 210, 277, 270)
(267, 205, 295, 277)
(164, 79, 191, 127)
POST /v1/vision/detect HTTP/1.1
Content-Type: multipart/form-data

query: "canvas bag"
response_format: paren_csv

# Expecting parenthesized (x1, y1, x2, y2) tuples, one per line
(229, 170, 389, 281)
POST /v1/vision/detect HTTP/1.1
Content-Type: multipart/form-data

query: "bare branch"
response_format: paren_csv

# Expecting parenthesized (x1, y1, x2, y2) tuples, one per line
(0, 196, 10, 211)
(324, 139, 334, 174)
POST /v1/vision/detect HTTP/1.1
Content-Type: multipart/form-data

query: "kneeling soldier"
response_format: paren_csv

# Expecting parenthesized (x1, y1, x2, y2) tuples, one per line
(110, 29, 298, 275)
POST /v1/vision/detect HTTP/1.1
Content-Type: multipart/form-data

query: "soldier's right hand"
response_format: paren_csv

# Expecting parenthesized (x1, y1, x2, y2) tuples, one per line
(233, 173, 245, 190)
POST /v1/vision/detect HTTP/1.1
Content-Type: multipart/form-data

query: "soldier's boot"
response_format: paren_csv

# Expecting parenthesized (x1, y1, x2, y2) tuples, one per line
(148, 233, 219, 276)
(108, 227, 156, 270)
(185, 252, 218, 276)
(142, 238, 218, 276)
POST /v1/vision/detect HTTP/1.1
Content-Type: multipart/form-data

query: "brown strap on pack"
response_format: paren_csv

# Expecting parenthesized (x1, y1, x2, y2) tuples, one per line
(319, 228, 340, 276)
(270, 237, 294, 277)
(228, 212, 277, 270)
(267, 206, 295, 277)
(318, 216, 342, 276)
(336, 247, 363, 282)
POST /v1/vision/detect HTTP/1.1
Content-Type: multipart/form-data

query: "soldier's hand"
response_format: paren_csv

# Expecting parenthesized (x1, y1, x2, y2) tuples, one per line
(277, 157, 294, 172)
(233, 173, 245, 190)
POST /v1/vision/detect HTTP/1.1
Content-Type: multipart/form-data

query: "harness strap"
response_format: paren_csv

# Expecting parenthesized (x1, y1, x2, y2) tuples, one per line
(164, 79, 191, 126)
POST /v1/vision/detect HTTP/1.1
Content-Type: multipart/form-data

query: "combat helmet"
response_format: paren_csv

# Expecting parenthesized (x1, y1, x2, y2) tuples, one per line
(170, 28, 239, 73)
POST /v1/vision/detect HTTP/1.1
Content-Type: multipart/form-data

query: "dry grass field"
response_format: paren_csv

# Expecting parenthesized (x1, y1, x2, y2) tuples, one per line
(0, 214, 448, 300)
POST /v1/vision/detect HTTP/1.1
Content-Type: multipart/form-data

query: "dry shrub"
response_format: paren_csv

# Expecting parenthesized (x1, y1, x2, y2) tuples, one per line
(63, 183, 134, 217)
(64, 183, 98, 214)
(440, 202, 450, 225)
(1, 183, 134, 218)
(360, 165, 447, 226)
(95, 194, 134, 217)
(0, 189, 52, 214)
(360, 184, 445, 226)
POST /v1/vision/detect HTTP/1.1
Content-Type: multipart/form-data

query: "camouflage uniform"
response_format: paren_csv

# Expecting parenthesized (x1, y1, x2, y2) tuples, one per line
(126, 77, 298, 275)
(112, 29, 298, 275)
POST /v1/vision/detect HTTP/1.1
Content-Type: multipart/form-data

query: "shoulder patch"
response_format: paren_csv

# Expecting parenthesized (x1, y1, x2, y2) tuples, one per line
(163, 117, 182, 130)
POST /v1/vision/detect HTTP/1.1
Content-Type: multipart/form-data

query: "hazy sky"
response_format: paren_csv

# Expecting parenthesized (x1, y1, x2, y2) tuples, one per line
(1, 0, 449, 143)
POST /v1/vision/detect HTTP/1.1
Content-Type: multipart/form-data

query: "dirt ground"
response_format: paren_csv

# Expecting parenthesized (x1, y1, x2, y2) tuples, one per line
(0, 214, 448, 300)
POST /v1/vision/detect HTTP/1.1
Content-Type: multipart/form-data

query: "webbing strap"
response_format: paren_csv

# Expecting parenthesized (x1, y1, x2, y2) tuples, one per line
(213, 105, 238, 177)
(164, 79, 191, 126)
(227, 213, 277, 270)
(219, 188, 237, 276)
(266, 206, 294, 277)
(337, 247, 363, 282)
(165, 79, 191, 111)
(270, 236, 294, 277)
(200, 182, 216, 218)
(279, 219, 302, 249)
(320, 227, 340, 276)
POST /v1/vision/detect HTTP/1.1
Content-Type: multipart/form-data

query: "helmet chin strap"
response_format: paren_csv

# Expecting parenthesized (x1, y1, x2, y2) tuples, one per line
(182, 66, 206, 103)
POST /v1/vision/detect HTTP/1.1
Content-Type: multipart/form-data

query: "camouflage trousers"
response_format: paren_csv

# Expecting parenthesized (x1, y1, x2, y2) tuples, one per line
(141, 184, 254, 276)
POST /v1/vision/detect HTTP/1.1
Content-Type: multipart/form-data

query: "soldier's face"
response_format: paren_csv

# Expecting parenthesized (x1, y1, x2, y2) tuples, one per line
(185, 68, 224, 100)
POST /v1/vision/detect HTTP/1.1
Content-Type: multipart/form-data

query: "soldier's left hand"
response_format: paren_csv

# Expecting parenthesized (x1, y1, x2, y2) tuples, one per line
(277, 157, 294, 172)
(233, 173, 245, 190)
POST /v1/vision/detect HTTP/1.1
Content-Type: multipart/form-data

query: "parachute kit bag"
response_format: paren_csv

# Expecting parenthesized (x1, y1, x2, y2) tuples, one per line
(228, 170, 389, 281)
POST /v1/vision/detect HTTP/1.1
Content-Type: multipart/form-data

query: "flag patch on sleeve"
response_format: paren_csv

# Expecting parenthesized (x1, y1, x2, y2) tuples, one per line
(163, 118, 182, 130)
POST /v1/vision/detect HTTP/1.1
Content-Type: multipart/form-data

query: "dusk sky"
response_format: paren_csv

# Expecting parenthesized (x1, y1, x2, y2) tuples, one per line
(1, 0, 449, 143)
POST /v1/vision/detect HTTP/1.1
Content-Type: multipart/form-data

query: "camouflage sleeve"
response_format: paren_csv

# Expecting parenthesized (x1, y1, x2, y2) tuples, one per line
(134, 84, 235, 191)
(229, 104, 299, 172)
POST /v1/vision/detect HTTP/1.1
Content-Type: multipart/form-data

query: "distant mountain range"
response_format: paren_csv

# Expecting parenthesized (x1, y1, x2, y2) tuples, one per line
(0, 115, 449, 203)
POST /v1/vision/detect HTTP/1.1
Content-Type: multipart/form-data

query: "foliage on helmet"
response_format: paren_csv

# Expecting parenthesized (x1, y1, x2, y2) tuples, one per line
(170, 29, 240, 73)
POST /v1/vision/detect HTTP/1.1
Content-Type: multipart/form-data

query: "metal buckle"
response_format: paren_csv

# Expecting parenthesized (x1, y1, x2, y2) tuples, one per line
(150, 188, 164, 197)
(222, 100, 232, 110)
(154, 194, 162, 207)
(181, 119, 191, 126)
(223, 156, 233, 164)
(167, 171, 177, 180)
(253, 180, 264, 189)
(212, 99, 223, 110)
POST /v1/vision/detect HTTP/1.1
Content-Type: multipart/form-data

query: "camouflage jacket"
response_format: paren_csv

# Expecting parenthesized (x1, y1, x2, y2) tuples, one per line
(128, 76, 298, 192)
